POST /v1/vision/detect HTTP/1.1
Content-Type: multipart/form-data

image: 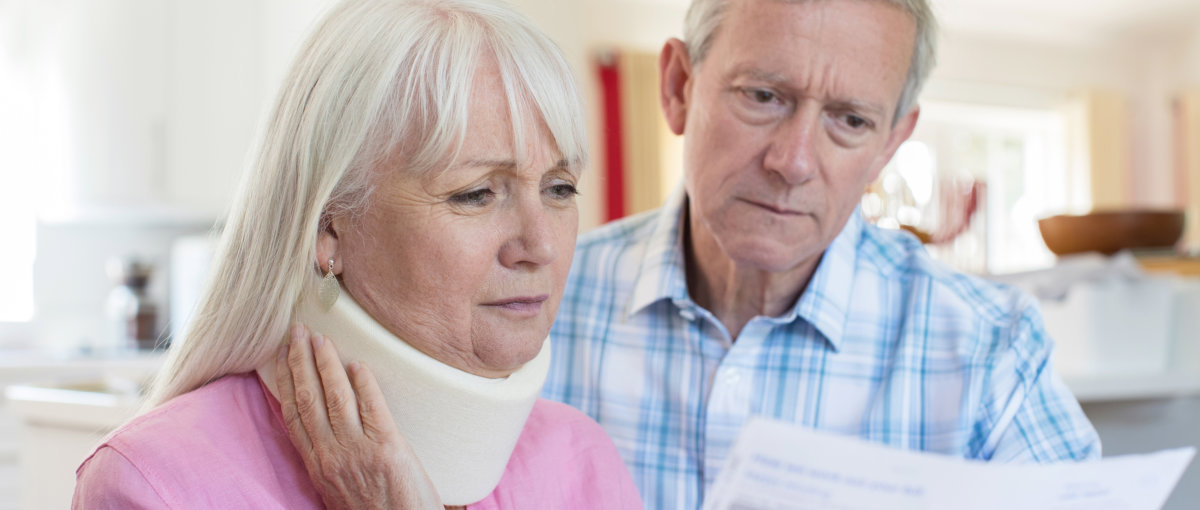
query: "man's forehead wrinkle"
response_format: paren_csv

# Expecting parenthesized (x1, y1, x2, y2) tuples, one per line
(728, 67, 787, 85)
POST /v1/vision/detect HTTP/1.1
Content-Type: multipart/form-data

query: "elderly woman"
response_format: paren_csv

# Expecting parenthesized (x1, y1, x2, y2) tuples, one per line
(71, 0, 642, 508)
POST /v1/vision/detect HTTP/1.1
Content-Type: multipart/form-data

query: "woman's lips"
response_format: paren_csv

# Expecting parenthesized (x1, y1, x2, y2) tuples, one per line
(483, 295, 549, 316)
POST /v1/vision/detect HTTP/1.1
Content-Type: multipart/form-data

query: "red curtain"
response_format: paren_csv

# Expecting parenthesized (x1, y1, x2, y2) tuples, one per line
(597, 53, 625, 222)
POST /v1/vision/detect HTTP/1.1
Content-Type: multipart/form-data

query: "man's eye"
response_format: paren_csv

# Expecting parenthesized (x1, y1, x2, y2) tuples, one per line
(844, 114, 870, 129)
(746, 88, 777, 104)
(449, 188, 495, 206)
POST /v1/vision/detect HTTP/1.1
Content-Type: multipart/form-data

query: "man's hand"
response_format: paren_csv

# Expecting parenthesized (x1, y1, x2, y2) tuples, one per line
(275, 324, 448, 510)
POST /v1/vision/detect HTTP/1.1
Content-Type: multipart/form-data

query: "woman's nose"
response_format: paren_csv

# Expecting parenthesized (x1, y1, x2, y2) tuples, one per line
(499, 199, 557, 269)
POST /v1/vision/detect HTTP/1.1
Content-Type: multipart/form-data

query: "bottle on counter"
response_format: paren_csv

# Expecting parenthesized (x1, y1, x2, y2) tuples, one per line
(103, 256, 159, 355)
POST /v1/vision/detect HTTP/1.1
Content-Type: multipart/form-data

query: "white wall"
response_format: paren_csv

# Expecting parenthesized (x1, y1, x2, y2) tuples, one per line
(259, 0, 339, 98)
(927, 30, 1189, 209)
(27, 222, 208, 353)
(1128, 39, 1185, 208)
(164, 1, 268, 217)
(1184, 24, 1200, 84)
(507, 0, 687, 231)
(580, 0, 686, 51)
(931, 32, 1143, 98)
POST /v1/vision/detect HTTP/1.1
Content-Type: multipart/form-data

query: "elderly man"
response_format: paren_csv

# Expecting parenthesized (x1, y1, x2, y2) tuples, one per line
(541, 0, 1100, 508)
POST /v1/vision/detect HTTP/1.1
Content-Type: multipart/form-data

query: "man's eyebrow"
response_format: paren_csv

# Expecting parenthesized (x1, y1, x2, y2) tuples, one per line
(729, 67, 790, 85)
(830, 99, 888, 119)
(730, 67, 890, 120)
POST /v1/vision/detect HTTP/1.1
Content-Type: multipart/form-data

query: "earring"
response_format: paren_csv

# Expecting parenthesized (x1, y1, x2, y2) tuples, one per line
(318, 258, 340, 310)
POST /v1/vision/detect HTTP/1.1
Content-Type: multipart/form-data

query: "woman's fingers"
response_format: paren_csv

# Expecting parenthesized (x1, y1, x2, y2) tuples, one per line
(309, 330, 364, 441)
(346, 362, 394, 443)
(277, 324, 443, 509)
(276, 325, 314, 453)
(286, 324, 335, 443)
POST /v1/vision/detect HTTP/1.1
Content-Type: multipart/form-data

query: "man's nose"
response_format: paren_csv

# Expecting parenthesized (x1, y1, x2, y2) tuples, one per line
(499, 198, 557, 269)
(762, 108, 820, 185)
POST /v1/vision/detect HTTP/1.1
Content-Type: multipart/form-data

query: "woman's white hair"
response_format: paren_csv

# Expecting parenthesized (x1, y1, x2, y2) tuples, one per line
(145, 0, 586, 408)
(682, 0, 937, 123)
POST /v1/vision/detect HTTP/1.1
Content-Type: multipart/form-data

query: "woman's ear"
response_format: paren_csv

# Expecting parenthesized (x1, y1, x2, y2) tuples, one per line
(315, 217, 342, 275)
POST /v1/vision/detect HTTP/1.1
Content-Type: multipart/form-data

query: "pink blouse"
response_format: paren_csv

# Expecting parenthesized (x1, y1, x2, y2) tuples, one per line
(73, 373, 642, 509)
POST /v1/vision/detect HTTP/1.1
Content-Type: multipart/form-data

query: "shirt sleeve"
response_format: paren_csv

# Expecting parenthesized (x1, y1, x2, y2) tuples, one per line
(981, 303, 1101, 463)
(73, 446, 172, 509)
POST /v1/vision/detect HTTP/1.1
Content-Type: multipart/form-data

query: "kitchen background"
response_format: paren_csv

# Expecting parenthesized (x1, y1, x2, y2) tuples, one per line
(1, 0, 1199, 508)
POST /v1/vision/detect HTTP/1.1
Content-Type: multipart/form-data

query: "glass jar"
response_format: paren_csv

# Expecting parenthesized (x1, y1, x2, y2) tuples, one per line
(103, 257, 158, 354)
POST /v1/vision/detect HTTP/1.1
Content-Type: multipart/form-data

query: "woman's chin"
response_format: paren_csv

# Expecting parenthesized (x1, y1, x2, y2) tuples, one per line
(469, 330, 547, 378)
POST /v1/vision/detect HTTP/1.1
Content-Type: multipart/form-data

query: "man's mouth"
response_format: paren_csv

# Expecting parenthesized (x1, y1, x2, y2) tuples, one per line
(744, 198, 804, 216)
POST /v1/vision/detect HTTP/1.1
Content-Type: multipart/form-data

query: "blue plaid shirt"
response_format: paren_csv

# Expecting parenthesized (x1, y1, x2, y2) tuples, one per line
(543, 190, 1100, 510)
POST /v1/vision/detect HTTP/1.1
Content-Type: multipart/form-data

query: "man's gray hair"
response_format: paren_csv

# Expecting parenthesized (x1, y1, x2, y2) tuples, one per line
(683, 0, 938, 122)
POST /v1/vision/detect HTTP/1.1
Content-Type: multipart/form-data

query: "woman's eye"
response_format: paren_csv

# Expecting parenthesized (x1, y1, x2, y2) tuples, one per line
(546, 183, 579, 200)
(449, 188, 495, 207)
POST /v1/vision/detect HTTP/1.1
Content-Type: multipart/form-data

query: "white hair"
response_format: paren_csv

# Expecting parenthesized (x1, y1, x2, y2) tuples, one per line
(145, 0, 586, 408)
(682, 0, 938, 123)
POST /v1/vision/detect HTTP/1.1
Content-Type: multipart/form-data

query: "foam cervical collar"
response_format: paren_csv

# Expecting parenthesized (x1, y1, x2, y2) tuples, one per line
(293, 283, 549, 505)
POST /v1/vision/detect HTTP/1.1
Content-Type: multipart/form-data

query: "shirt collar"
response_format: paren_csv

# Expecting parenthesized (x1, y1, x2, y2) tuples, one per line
(628, 187, 691, 316)
(626, 188, 864, 351)
(791, 208, 863, 351)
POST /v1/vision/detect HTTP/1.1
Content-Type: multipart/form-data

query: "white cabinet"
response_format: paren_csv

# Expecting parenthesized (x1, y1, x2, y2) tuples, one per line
(1059, 277, 1200, 403)
(163, 1, 266, 220)
(7, 384, 139, 510)
(25, 0, 172, 218)
(20, 0, 337, 225)
(1, 353, 162, 510)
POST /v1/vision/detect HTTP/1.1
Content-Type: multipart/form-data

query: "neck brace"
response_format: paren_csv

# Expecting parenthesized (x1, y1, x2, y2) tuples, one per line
(293, 284, 549, 505)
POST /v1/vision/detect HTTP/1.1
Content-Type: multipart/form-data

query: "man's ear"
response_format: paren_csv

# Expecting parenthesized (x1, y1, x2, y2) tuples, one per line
(315, 216, 343, 275)
(867, 105, 921, 183)
(659, 38, 693, 136)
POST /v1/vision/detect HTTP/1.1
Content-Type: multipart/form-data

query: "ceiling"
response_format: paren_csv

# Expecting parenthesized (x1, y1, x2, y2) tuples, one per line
(932, 0, 1200, 47)
(649, 0, 1200, 48)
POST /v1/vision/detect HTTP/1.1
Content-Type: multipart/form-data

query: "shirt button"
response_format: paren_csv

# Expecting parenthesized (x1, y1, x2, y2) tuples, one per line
(680, 309, 696, 321)
(722, 368, 741, 384)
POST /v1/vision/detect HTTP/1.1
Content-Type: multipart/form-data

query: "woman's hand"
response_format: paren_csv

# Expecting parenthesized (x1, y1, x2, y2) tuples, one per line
(275, 324, 450, 510)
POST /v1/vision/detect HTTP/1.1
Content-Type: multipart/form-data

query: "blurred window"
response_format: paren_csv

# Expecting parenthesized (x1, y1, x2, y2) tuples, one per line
(1, 6, 36, 322)
(865, 101, 1075, 274)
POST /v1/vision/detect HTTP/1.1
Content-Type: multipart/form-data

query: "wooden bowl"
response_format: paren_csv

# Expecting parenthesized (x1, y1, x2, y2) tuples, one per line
(1037, 210, 1185, 256)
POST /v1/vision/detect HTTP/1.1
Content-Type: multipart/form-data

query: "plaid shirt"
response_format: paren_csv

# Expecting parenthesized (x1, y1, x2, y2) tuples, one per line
(543, 190, 1100, 510)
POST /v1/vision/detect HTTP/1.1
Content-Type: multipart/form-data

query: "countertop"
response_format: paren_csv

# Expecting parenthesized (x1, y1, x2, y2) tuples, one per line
(1137, 254, 1200, 276)
(0, 349, 163, 385)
